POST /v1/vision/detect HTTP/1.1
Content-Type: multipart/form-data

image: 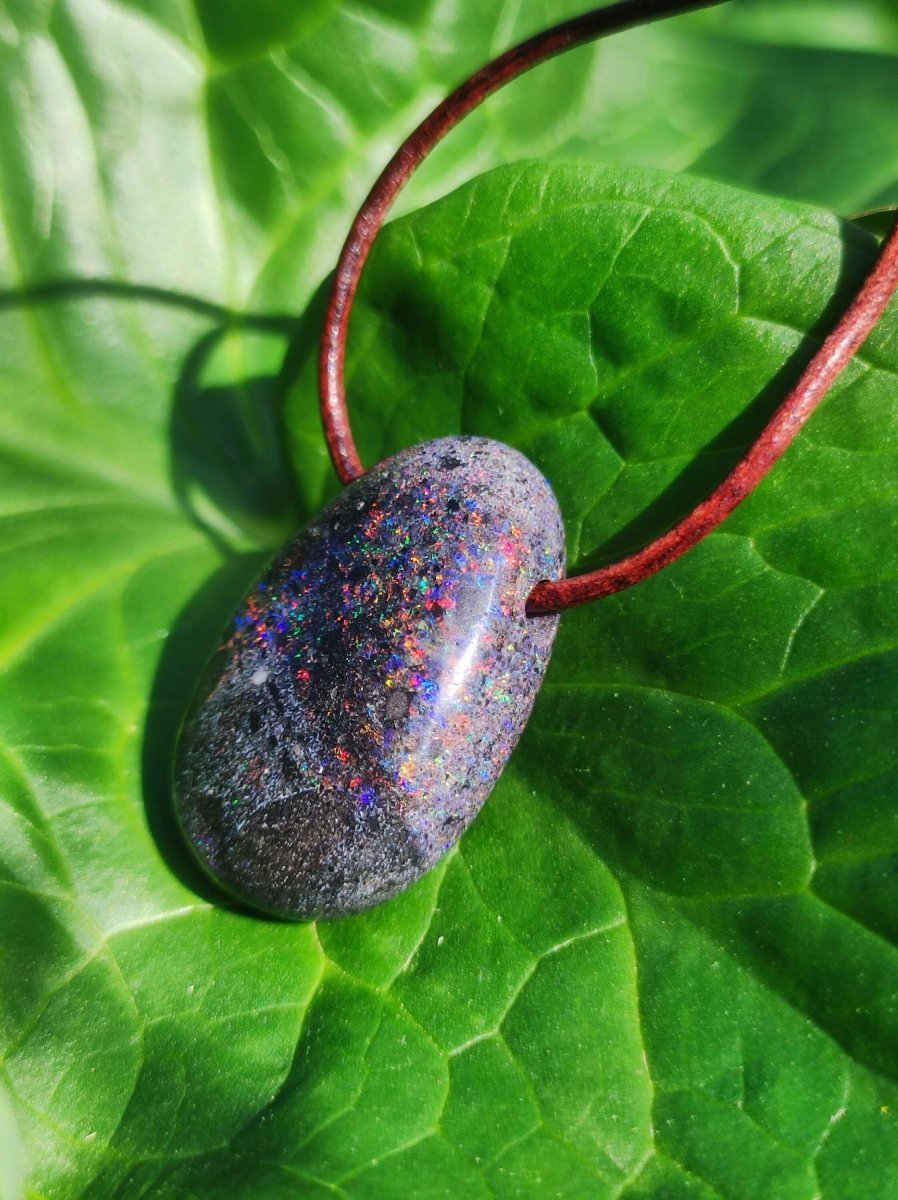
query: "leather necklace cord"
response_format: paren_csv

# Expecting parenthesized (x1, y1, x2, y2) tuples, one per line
(318, 0, 898, 614)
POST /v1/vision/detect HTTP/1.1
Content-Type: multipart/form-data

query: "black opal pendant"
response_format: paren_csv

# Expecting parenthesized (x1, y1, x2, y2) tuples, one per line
(174, 436, 565, 919)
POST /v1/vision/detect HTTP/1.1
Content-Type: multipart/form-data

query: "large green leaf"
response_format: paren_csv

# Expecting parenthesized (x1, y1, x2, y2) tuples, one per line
(3, 2, 898, 1198)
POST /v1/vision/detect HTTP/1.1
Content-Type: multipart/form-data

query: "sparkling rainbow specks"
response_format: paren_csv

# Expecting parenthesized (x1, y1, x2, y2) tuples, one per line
(174, 436, 565, 919)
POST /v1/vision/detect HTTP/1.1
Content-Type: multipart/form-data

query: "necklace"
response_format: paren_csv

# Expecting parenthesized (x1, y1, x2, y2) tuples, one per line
(173, 0, 898, 921)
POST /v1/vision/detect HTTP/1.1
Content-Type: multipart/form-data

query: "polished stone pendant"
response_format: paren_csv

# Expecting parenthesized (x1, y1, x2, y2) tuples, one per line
(174, 436, 564, 919)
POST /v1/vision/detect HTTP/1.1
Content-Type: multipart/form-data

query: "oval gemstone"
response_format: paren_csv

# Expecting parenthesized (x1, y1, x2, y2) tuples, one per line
(174, 436, 565, 919)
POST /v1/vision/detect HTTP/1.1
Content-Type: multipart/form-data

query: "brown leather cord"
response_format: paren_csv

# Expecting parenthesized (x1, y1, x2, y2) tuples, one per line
(528, 214, 898, 611)
(318, 0, 898, 614)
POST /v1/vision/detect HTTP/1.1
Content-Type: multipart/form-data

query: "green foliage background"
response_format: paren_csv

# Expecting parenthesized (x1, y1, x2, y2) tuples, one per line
(2, 1, 898, 1196)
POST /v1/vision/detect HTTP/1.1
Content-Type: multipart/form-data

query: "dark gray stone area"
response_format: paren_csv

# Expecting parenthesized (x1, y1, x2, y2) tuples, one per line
(174, 436, 565, 920)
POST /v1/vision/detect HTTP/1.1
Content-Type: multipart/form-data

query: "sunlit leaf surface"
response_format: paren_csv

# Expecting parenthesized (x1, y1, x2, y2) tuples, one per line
(2, 2, 898, 1196)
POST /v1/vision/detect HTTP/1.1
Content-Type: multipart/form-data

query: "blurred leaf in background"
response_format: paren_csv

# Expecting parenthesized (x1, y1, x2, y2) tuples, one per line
(1, 2, 898, 1197)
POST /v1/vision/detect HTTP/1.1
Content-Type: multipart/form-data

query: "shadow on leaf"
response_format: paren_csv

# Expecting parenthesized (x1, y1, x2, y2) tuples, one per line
(0, 274, 318, 914)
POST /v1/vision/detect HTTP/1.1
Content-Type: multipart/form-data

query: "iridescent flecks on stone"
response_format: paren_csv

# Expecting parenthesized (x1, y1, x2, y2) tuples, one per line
(174, 436, 565, 919)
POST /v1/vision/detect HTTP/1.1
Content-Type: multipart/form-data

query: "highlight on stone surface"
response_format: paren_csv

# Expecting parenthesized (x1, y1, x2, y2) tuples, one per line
(173, 436, 565, 920)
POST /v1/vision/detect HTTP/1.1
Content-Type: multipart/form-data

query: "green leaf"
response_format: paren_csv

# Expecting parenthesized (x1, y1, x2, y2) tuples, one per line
(298, 158, 898, 1198)
(0, 1080, 24, 1200)
(3, 2, 898, 1198)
